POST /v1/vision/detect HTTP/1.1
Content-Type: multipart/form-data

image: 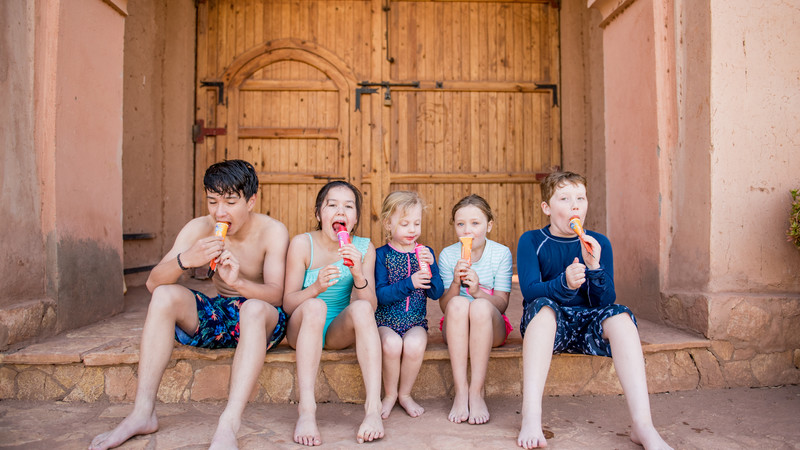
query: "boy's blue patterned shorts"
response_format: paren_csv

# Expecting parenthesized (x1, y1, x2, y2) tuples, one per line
(174, 289, 287, 350)
(519, 297, 636, 357)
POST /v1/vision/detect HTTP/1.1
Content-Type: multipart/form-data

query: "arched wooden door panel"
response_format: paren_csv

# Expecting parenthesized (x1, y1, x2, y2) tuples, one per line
(195, 0, 560, 261)
(196, 38, 358, 238)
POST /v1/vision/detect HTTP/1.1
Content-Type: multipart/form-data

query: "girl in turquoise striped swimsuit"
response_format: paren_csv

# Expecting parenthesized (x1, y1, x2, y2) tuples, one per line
(282, 181, 384, 447)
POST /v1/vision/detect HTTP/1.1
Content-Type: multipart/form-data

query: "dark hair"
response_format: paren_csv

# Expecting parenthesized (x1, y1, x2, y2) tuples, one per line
(203, 160, 259, 200)
(451, 194, 494, 224)
(540, 171, 587, 204)
(314, 181, 363, 232)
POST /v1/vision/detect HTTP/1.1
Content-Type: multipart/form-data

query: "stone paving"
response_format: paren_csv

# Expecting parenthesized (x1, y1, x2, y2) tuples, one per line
(1, 385, 799, 449)
(2, 279, 800, 449)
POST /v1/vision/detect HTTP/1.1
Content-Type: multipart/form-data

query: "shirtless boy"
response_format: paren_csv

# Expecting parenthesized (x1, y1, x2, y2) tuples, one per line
(90, 160, 289, 450)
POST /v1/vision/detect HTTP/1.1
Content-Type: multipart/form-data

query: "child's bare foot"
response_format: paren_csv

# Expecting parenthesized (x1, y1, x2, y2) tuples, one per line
(356, 411, 384, 443)
(631, 423, 672, 450)
(294, 407, 322, 446)
(380, 395, 397, 419)
(517, 414, 547, 449)
(209, 417, 239, 450)
(89, 410, 158, 450)
(398, 394, 424, 418)
(448, 391, 469, 423)
(467, 391, 489, 424)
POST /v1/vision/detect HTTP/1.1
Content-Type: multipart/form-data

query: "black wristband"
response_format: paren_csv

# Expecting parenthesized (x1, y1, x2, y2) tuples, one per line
(176, 253, 189, 270)
(354, 278, 368, 289)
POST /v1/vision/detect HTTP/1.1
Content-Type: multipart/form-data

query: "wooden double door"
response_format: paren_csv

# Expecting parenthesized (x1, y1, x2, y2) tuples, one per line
(195, 0, 561, 262)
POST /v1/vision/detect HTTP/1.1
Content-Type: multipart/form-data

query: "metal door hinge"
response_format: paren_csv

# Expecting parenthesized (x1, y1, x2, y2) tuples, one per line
(200, 80, 225, 105)
(192, 119, 226, 143)
(535, 83, 559, 107)
(355, 81, 420, 111)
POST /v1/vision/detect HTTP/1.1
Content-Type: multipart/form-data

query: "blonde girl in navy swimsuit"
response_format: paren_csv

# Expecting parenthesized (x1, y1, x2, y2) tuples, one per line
(374, 191, 444, 419)
(282, 181, 384, 446)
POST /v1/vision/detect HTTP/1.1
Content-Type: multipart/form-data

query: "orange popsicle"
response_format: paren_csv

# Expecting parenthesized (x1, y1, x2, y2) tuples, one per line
(459, 236, 473, 263)
(207, 221, 230, 277)
(568, 216, 595, 258)
(459, 236, 473, 287)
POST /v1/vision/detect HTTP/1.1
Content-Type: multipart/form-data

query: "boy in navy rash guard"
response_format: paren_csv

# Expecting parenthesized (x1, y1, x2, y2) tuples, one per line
(515, 171, 672, 450)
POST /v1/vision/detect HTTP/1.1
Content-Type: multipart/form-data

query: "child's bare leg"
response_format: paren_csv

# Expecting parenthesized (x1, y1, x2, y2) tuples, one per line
(444, 297, 470, 423)
(378, 327, 403, 418)
(603, 314, 672, 450)
(466, 300, 506, 425)
(397, 327, 427, 417)
(210, 300, 276, 450)
(90, 286, 197, 450)
(518, 307, 556, 449)
(328, 300, 384, 443)
(287, 299, 326, 447)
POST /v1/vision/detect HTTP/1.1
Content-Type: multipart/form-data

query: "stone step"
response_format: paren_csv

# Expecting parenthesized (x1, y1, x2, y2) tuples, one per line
(0, 280, 711, 403)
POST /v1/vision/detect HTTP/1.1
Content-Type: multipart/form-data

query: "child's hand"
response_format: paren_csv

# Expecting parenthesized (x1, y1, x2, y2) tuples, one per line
(183, 235, 225, 268)
(314, 264, 340, 293)
(453, 258, 471, 285)
(460, 267, 481, 297)
(411, 270, 432, 289)
(215, 250, 240, 285)
(338, 243, 363, 274)
(581, 235, 602, 270)
(416, 246, 434, 265)
(565, 257, 586, 290)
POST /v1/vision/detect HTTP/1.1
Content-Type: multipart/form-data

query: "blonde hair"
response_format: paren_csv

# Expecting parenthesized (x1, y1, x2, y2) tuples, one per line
(380, 191, 425, 241)
(540, 171, 587, 204)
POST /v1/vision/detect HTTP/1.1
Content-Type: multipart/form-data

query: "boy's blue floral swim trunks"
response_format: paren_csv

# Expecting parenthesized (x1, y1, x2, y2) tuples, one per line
(174, 289, 287, 350)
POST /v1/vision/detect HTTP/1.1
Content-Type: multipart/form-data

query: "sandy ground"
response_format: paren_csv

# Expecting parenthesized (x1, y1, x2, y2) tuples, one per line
(1, 385, 799, 449)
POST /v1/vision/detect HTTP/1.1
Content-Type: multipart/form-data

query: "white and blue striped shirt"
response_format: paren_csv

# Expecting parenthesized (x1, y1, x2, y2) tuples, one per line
(438, 238, 513, 300)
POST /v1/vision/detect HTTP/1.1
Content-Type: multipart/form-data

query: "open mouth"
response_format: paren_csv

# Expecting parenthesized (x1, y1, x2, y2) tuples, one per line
(333, 221, 347, 232)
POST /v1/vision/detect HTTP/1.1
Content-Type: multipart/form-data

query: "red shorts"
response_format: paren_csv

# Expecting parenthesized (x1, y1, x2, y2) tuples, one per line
(439, 313, 514, 346)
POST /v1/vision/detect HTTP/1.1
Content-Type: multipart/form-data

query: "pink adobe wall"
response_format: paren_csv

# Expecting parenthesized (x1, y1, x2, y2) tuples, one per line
(666, 0, 712, 292)
(53, 1, 124, 242)
(594, 0, 662, 321)
(39, 0, 126, 331)
(706, 0, 800, 293)
(121, 0, 196, 287)
(560, 3, 607, 234)
(0, 1, 46, 308)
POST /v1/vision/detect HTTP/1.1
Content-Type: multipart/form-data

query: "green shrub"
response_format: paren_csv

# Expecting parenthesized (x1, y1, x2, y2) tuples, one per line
(789, 189, 800, 250)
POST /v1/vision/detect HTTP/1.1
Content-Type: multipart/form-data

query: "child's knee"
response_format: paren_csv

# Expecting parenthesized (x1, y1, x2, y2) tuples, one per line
(445, 296, 470, 317)
(535, 305, 556, 323)
(381, 332, 403, 357)
(302, 298, 328, 324)
(467, 298, 494, 320)
(149, 285, 191, 313)
(602, 312, 637, 337)
(402, 333, 427, 355)
(348, 299, 377, 322)
(240, 299, 273, 322)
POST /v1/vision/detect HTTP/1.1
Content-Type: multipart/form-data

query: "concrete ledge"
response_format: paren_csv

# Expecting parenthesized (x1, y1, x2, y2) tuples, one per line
(7, 280, 798, 404)
(0, 298, 57, 351)
(0, 316, 727, 403)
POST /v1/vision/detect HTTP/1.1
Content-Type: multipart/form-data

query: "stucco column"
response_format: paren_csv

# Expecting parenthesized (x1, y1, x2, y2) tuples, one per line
(587, 0, 677, 323)
(590, 0, 800, 363)
(35, 0, 127, 332)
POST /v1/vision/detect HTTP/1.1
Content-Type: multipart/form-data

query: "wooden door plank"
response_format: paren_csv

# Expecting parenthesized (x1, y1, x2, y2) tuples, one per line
(468, 3, 479, 80)
(234, 1, 245, 56)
